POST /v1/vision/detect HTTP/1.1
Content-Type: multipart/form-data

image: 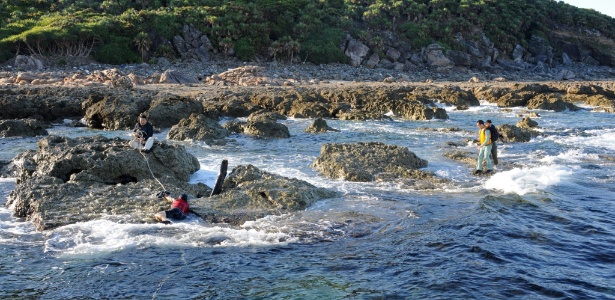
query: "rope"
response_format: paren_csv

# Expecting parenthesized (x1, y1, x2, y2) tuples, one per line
(134, 138, 166, 191)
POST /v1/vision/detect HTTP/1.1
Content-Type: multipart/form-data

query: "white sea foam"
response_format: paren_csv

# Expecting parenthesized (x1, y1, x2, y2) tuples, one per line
(546, 128, 615, 151)
(44, 218, 297, 256)
(539, 149, 595, 164)
(484, 165, 573, 195)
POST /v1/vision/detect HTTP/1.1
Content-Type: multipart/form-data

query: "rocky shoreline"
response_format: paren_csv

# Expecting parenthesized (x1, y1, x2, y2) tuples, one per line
(2, 58, 615, 230)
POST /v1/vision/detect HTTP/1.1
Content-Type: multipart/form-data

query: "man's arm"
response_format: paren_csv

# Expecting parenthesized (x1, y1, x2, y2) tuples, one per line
(144, 123, 154, 140)
(484, 129, 491, 146)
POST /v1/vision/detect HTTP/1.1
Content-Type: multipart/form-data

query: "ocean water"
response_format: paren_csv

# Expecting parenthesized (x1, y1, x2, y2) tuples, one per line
(1, 102, 614, 299)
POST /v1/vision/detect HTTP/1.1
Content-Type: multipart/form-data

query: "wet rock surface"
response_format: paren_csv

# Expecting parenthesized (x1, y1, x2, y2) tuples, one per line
(497, 124, 535, 143)
(311, 142, 441, 188)
(305, 118, 340, 133)
(190, 164, 337, 225)
(6, 135, 204, 230)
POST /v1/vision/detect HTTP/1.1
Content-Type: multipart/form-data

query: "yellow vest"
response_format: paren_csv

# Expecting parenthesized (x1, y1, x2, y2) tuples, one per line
(479, 128, 492, 145)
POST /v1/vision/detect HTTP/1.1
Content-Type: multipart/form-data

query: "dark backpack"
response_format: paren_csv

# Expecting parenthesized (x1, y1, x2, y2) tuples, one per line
(489, 125, 500, 142)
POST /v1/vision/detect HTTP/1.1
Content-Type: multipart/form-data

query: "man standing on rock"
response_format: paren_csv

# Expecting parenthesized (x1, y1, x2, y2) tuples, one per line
(485, 119, 499, 169)
(131, 114, 154, 150)
(474, 120, 494, 175)
(155, 192, 190, 224)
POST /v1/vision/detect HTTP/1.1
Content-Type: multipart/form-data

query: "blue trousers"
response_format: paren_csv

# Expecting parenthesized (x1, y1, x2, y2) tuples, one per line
(476, 144, 493, 171)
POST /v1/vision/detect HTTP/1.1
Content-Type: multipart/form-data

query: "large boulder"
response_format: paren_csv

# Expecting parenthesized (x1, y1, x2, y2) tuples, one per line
(6, 135, 206, 230)
(14, 55, 44, 71)
(82, 90, 156, 130)
(167, 113, 230, 143)
(516, 117, 539, 129)
(424, 44, 454, 71)
(392, 102, 448, 120)
(344, 36, 370, 67)
(190, 164, 337, 225)
(311, 142, 439, 185)
(147, 95, 204, 128)
(242, 120, 291, 138)
(159, 70, 199, 84)
(83, 90, 201, 130)
(0, 119, 49, 137)
(498, 124, 535, 142)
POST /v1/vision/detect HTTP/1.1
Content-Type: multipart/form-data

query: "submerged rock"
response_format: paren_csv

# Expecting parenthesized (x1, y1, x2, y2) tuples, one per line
(190, 164, 337, 225)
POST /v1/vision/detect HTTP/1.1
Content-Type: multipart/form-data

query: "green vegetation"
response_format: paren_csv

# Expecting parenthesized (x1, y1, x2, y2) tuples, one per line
(1, 0, 614, 65)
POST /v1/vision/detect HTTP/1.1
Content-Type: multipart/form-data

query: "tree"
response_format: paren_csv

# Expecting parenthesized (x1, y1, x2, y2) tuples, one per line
(133, 31, 151, 61)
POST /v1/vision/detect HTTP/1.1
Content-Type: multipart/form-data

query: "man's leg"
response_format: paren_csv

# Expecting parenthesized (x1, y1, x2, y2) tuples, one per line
(476, 148, 486, 171)
(484, 145, 493, 170)
(491, 142, 498, 166)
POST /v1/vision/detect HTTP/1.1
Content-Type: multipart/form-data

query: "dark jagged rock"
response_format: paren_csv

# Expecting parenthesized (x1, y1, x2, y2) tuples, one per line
(147, 95, 204, 128)
(242, 120, 290, 138)
(527, 94, 580, 111)
(0, 118, 49, 137)
(83, 90, 202, 130)
(167, 113, 230, 143)
(82, 90, 156, 130)
(6, 135, 205, 230)
(498, 124, 535, 142)
(516, 117, 539, 129)
(305, 118, 340, 133)
(190, 164, 337, 225)
(0, 86, 85, 121)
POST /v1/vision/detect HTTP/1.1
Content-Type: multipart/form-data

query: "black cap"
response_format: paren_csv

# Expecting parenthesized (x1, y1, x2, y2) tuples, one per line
(180, 193, 188, 201)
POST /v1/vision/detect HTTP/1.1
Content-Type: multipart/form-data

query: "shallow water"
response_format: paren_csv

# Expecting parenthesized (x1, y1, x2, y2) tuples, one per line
(1, 103, 614, 299)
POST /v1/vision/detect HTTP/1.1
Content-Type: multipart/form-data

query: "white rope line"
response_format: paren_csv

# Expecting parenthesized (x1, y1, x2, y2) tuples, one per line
(135, 139, 166, 191)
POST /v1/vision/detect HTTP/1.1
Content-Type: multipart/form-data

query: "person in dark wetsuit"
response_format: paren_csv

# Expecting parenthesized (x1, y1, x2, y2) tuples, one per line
(155, 193, 190, 223)
(133, 114, 154, 148)
(485, 119, 498, 169)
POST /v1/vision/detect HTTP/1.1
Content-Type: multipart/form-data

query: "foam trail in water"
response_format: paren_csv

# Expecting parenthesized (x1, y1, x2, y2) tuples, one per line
(44, 218, 297, 256)
(484, 165, 573, 195)
(539, 149, 592, 164)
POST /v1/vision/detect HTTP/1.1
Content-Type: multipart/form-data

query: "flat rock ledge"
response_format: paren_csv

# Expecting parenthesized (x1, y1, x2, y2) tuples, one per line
(311, 142, 444, 188)
(0, 118, 49, 137)
(190, 164, 337, 225)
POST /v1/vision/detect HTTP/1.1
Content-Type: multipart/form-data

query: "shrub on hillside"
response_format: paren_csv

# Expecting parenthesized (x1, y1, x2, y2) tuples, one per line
(94, 38, 141, 64)
(300, 28, 347, 65)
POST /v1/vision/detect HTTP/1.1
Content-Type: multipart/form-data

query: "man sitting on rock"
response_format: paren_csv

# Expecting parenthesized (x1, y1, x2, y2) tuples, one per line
(154, 192, 190, 224)
(131, 114, 154, 151)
